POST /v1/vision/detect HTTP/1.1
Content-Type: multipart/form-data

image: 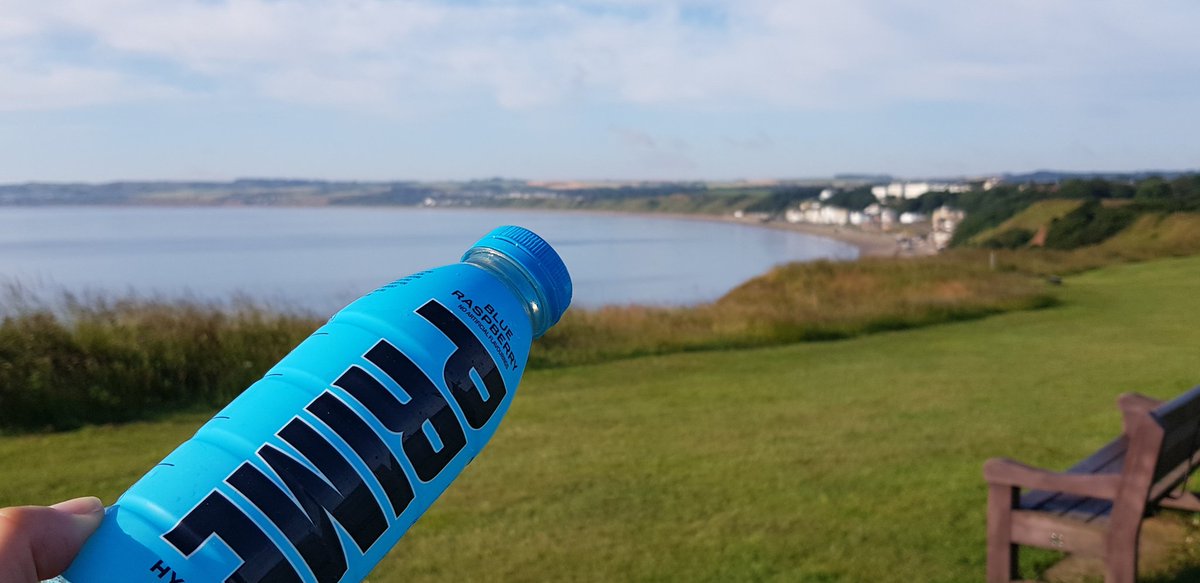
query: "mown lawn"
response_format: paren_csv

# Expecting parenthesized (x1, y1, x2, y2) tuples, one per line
(3, 256, 1200, 582)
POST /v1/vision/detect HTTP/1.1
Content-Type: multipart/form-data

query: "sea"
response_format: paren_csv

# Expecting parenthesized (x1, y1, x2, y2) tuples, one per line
(0, 206, 858, 313)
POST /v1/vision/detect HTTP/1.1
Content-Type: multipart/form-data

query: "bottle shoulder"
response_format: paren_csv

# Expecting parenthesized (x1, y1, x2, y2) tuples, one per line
(331, 262, 534, 346)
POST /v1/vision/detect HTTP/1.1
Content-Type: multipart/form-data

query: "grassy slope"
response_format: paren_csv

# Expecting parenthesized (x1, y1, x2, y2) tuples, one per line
(949, 211, 1200, 277)
(1101, 212, 1200, 257)
(969, 199, 1085, 244)
(3, 256, 1200, 581)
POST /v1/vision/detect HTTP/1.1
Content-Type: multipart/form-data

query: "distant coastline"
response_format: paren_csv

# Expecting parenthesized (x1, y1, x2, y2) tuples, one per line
(459, 205, 903, 259)
(0, 173, 909, 260)
(0, 178, 928, 259)
(569, 209, 908, 259)
(0, 199, 905, 261)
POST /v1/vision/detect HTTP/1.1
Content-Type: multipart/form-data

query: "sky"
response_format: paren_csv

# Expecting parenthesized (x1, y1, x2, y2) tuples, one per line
(1, 0, 1199, 183)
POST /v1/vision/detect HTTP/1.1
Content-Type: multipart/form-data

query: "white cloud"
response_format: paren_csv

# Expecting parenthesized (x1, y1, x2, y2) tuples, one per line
(0, 63, 181, 111)
(723, 131, 773, 151)
(611, 127, 658, 149)
(0, 0, 1197, 114)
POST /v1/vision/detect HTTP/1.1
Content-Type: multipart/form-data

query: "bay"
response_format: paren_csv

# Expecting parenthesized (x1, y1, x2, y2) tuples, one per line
(0, 207, 858, 313)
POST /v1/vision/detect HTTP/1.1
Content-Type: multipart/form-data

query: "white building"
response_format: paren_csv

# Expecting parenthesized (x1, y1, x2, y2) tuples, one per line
(930, 206, 967, 250)
(858, 203, 898, 230)
(819, 205, 850, 225)
(880, 208, 897, 229)
(871, 181, 972, 201)
(932, 206, 966, 232)
(733, 209, 771, 221)
(785, 200, 851, 226)
(899, 212, 928, 225)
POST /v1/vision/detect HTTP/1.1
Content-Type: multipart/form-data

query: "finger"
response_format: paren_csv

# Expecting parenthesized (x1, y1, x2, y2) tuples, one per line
(0, 497, 105, 583)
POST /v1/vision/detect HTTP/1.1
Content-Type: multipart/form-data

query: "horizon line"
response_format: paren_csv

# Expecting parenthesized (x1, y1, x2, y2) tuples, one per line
(2, 168, 1198, 188)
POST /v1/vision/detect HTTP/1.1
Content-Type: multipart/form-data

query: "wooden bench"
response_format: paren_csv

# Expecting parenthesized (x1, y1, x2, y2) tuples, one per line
(983, 386, 1200, 583)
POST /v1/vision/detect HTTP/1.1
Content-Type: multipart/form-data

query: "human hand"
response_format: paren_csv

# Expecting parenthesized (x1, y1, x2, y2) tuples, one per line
(0, 497, 104, 583)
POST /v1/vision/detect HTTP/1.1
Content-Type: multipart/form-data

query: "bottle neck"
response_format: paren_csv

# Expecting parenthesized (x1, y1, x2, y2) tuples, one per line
(461, 247, 553, 338)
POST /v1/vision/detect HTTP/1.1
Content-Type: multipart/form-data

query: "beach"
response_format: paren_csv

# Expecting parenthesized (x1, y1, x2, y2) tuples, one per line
(624, 210, 931, 259)
(755, 220, 937, 258)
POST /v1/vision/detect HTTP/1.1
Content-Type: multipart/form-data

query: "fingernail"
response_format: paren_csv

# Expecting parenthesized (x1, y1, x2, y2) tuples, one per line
(50, 496, 104, 516)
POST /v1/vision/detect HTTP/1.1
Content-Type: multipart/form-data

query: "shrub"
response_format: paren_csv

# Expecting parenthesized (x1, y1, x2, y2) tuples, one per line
(1043, 200, 1138, 249)
(981, 228, 1036, 249)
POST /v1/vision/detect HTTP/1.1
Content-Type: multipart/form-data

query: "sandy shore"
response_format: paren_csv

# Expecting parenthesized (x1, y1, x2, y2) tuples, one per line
(538, 208, 923, 259)
(725, 218, 909, 258)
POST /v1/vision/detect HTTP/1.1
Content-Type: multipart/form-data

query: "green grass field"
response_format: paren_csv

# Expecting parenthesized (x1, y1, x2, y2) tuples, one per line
(3, 256, 1200, 581)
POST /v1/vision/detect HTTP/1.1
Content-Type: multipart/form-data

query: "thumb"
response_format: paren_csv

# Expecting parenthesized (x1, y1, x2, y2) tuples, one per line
(0, 497, 105, 583)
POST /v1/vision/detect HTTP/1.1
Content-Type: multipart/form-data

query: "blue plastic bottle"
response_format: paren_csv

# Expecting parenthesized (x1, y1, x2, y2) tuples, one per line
(53, 226, 571, 583)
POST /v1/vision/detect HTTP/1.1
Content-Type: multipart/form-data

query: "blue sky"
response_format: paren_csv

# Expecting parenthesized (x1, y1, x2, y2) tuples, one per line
(1, 0, 1198, 182)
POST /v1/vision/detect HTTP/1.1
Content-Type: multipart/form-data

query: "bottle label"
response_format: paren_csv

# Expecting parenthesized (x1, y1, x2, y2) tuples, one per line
(451, 289, 520, 372)
(153, 298, 509, 583)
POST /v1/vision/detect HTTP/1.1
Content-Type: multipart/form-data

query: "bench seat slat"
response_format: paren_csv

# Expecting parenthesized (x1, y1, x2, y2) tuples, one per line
(1019, 436, 1127, 513)
(1020, 492, 1113, 522)
(1067, 437, 1130, 474)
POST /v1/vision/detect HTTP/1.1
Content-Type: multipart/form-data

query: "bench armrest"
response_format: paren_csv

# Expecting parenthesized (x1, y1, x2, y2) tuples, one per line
(983, 457, 1122, 500)
(1118, 392, 1164, 434)
(1118, 392, 1163, 415)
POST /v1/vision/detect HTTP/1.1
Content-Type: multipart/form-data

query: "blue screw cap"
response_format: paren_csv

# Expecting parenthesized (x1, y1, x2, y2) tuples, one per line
(466, 226, 573, 333)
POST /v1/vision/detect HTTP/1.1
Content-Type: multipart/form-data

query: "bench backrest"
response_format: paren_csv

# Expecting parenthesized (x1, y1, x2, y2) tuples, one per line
(1100, 387, 1200, 546)
(1148, 385, 1200, 501)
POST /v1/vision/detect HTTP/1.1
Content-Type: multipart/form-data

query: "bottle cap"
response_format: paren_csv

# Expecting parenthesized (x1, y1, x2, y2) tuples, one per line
(465, 226, 572, 333)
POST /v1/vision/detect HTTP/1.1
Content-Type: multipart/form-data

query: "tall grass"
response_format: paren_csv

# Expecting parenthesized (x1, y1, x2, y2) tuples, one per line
(531, 256, 1055, 368)
(0, 292, 316, 432)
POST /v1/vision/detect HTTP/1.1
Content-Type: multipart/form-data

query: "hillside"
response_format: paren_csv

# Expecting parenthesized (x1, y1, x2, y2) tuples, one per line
(969, 199, 1085, 246)
(1100, 212, 1200, 258)
(951, 211, 1200, 277)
